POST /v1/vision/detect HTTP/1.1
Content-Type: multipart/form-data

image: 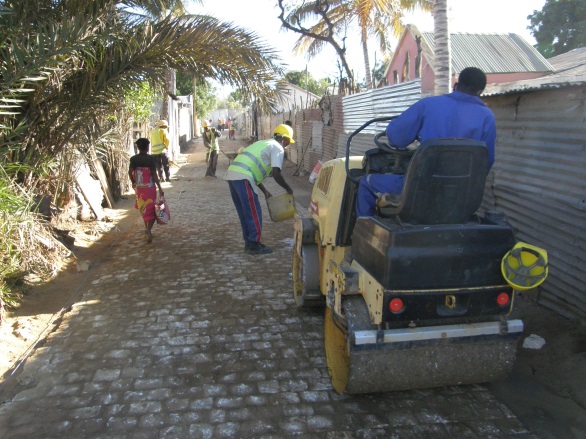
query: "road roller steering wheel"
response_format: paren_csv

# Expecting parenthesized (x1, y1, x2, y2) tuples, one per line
(373, 132, 402, 153)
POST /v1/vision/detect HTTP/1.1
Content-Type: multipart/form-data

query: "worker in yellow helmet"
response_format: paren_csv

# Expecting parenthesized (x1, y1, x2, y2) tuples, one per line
(201, 120, 211, 163)
(223, 124, 294, 255)
(150, 119, 170, 182)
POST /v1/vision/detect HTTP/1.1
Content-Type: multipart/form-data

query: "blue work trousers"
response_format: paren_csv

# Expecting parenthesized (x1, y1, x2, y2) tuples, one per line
(228, 179, 263, 246)
(355, 173, 405, 217)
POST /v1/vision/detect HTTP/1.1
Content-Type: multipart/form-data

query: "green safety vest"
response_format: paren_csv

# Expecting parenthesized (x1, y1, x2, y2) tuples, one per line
(205, 129, 219, 151)
(151, 128, 168, 155)
(228, 139, 273, 185)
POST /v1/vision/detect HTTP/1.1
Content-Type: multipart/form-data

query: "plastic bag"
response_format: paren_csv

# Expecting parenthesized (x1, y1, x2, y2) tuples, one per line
(309, 160, 323, 184)
(155, 195, 171, 225)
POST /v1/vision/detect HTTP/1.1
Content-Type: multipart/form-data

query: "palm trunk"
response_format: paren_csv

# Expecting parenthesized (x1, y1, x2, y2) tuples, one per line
(433, 0, 451, 95)
(361, 26, 372, 89)
(161, 67, 175, 120)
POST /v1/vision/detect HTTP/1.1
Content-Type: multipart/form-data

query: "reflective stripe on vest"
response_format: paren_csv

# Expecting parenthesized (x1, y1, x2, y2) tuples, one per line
(151, 129, 166, 155)
(228, 140, 273, 185)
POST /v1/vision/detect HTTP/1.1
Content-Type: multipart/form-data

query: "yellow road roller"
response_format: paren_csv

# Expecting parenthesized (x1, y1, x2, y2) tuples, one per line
(292, 118, 548, 394)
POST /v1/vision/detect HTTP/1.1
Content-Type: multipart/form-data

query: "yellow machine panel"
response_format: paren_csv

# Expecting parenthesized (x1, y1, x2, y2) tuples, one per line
(309, 157, 362, 246)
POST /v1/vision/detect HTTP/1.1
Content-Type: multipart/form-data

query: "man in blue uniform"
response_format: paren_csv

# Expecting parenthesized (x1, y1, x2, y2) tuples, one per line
(356, 67, 496, 217)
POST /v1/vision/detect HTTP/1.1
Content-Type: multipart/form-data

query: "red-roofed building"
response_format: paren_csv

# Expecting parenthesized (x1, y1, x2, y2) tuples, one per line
(378, 24, 554, 95)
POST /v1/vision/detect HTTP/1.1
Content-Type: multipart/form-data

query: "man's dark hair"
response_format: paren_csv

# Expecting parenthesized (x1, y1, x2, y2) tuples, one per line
(457, 67, 487, 95)
(135, 137, 150, 152)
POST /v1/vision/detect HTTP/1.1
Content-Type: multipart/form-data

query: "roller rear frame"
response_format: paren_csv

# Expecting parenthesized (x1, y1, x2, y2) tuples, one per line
(295, 137, 523, 393)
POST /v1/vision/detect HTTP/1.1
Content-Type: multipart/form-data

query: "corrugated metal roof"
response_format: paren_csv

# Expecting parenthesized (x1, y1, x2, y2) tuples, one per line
(420, 32, 554, 74)
(481, 46, 586, 96)
(483, 73, 586, 96)
(547, 47, 586, 75)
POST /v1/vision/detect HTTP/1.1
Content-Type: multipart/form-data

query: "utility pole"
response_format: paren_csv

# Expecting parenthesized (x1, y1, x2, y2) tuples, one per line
(305, 65, 309, 105)
(192, 76, 198, 138)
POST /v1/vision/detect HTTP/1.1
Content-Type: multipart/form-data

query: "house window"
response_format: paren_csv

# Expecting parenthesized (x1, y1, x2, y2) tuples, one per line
(393, 70, 399, 84)
(401, 52, 410, 82)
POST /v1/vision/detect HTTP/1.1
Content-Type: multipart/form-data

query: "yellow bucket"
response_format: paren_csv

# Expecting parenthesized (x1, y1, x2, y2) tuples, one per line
(267, 193, 296, 222)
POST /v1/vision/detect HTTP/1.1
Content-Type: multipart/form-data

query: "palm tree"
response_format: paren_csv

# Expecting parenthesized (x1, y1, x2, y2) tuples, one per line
(130, 0, 193, 121)
(433, 0, 451, 95)
(0, 0, 287, 305)
(0, 0, 285, 175)
(281, 0, 432, 89)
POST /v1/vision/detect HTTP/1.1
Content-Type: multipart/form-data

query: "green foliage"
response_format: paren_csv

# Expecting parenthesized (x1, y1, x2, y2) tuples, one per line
(285, 70, 331, 95)
(217, 95, 244, 111)
(228, 89, 251, 108)
(176, 69, 195, 96)
(124, 82, 157, 124)
(195, 80, 217, 119)
(0, 165, 69, 309)
(528, 0, 586, 57)
(372, 58, 389, 84)
(176, 71, 220, 118)
(0, 0, 286, 176)
(279, 0, 432, 88)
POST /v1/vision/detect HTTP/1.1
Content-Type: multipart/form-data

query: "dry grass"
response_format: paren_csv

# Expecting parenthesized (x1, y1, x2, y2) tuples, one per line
(0, 181, 72, 324)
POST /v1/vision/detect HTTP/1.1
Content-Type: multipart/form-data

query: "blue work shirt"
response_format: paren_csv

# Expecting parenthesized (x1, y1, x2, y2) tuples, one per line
(387, 91, 496, 169)
(356, 91, 496, 217)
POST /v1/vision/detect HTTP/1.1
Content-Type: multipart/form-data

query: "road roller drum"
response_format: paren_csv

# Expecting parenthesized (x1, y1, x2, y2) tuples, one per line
(325, 297, 520, 394)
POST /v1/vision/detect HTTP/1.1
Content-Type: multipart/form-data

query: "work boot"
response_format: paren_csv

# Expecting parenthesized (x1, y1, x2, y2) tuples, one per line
(246, 242, 272, 255)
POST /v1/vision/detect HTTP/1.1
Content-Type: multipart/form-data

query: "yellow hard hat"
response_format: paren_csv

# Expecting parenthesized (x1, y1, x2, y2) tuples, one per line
(201, 120, 208, 128)
(501, 242, 548, 290)
(157, 119, 168, 128)
(274, 124, 295, 144)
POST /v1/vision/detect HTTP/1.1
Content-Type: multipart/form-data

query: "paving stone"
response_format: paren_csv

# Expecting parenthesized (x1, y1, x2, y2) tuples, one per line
(0, 144, 537, 438)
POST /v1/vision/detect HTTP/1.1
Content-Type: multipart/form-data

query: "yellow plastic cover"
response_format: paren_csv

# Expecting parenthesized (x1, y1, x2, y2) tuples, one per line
(501, 242, 548, 290)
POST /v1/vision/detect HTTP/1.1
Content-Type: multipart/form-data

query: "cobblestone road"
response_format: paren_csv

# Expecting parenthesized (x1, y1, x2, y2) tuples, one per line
(0, 140, 538, 438)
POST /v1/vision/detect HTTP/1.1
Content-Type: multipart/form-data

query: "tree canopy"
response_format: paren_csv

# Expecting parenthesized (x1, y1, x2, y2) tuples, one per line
(285, 70, 332, 95)
(0, 0, 286, 174)
(528, 0, 586, 57)
(277, 0, 431, 90)
(176, 71, 218, 119)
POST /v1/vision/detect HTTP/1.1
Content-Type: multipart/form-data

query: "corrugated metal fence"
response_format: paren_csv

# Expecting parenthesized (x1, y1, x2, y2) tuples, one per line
(339, 81, 421, 158)
(263, 81, 421, 177)
(258, 79, 586, 320)
(483, 86, 586, 320)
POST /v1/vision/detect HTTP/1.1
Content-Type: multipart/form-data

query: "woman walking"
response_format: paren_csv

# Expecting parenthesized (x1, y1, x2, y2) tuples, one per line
(129, 138, 164, 243)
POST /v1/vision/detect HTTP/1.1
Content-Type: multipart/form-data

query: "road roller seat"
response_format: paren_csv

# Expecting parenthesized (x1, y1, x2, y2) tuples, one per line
(378, 138, 488, 224)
